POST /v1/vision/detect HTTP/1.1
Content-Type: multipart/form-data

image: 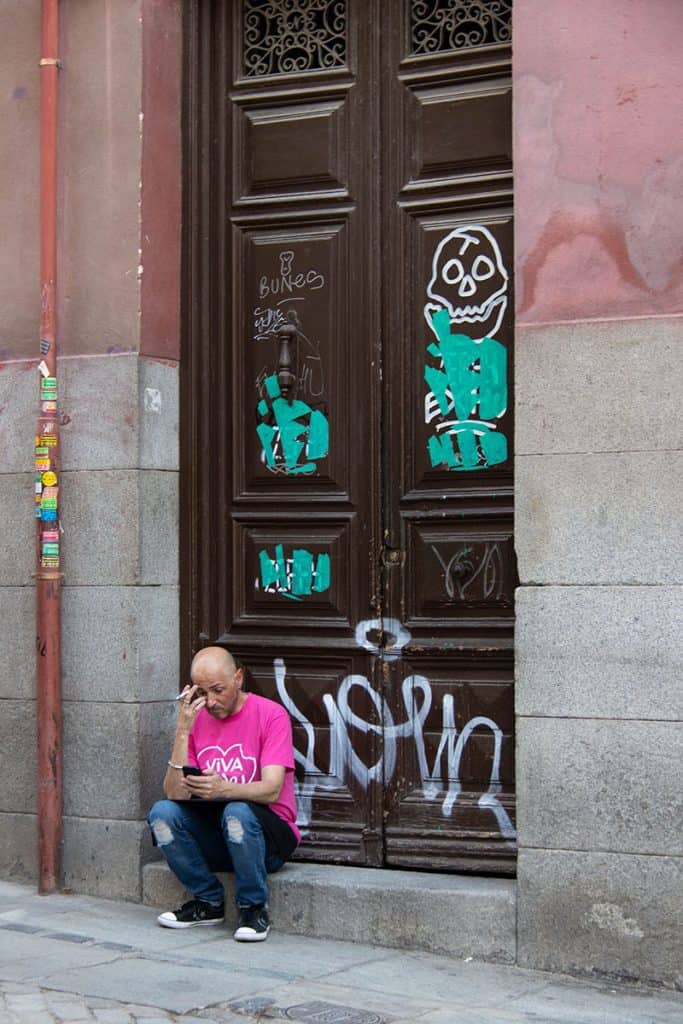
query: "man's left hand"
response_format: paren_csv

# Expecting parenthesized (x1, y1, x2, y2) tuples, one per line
(184, 770, 227, 800)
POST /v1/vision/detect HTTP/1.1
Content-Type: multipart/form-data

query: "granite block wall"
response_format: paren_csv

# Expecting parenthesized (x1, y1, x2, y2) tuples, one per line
(0, 0, 181, 900)
(514, 0, 683, 988)
(0, 355, 179, 900)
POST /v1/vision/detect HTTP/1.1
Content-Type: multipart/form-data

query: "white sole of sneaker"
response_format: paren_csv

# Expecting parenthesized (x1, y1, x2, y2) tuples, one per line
(157, 913, 225, 929)
(233, 927, 270, 942)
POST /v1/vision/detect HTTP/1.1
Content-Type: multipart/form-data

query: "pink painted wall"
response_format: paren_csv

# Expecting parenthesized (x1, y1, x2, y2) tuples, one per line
(140, 0, 182, 363)
(0, 2, 40, 363)
(514, 0, 683, 324)
(58, 0, 142, 357)
(0, 0, 181, 363)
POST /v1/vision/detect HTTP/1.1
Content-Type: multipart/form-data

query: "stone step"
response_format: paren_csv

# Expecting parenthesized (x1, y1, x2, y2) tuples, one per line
(142, 860, 516, 962)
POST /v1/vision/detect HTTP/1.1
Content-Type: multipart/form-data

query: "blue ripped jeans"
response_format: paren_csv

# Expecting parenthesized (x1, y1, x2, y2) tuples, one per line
(147, 800, 284, 908)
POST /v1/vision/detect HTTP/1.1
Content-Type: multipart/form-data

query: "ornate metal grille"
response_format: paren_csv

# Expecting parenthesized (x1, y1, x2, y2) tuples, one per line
(243, 0, 347, 78)
(411, 0, 512, 55)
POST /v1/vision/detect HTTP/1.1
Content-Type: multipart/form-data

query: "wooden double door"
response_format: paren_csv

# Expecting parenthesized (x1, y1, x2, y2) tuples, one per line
(182, 0, 516, 872)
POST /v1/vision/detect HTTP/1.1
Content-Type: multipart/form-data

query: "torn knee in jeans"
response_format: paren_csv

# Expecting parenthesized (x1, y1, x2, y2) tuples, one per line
(150, 820, 174, 847)
(226, 816, 244, 843)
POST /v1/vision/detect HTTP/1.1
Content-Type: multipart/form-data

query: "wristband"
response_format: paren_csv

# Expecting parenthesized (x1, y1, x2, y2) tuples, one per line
(167, 760, 184, 770)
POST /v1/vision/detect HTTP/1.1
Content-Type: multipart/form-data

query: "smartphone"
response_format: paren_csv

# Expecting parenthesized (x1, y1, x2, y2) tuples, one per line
(182, 765, 203, 777)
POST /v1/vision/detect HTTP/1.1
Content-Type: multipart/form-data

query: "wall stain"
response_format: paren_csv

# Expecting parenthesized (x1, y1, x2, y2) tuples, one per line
(520, 210, 651, 317)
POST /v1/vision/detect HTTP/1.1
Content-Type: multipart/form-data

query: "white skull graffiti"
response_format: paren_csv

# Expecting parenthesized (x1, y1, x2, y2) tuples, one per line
(424, 225, 508, 341)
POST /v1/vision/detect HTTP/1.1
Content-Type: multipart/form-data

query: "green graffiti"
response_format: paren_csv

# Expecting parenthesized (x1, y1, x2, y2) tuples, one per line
(256, 374, 328, 474)
(259, 544, 288, 592)
(425, 309, 507, 471)
(258, 545, 331, 600)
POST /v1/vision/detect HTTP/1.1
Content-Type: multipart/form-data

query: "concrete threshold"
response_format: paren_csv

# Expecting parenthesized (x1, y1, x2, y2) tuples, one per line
(143, 860, 516, 963)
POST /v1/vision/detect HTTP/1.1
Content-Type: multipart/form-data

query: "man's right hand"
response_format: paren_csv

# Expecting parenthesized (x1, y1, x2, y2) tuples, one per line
(163, 686, 207, 799)
(176, 685, 206, 731)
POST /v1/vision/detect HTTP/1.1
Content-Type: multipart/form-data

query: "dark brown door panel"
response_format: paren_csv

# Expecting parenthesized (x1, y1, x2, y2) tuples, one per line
(182, 0, 514, 872)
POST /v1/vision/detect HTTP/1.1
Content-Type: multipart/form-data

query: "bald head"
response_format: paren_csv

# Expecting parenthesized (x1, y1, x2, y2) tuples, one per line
(189, 647, 246, 719)
(190, 646, 236, 679)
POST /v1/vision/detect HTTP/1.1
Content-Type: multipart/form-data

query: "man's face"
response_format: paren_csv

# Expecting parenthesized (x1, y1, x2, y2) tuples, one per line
(190, 659, 244, 719)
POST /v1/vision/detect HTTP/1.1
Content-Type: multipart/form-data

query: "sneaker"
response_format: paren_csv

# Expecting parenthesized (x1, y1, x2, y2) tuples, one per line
(157, 898, 224, 929)
(233, 905, 270, 942)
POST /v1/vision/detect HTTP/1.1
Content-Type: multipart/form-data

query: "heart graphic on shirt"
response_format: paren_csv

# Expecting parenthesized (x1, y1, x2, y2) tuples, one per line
(196, 743, 257, 784)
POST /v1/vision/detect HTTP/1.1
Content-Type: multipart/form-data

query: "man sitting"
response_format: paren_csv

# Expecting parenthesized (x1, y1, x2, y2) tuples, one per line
(148, 646, 300, 941)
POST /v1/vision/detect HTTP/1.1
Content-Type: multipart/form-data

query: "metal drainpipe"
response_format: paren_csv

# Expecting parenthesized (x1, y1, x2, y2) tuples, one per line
(35, 0, 62, 894)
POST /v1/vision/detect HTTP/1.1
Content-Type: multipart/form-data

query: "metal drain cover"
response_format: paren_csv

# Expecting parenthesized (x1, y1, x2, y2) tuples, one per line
(283, 1001, 385, 1024)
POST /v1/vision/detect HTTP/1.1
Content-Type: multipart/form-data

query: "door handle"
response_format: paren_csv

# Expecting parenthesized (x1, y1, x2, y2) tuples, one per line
(274, 321, 297, 398)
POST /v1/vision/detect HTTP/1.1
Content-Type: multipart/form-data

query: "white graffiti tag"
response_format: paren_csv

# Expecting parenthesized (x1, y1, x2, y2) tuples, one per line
(422, 224, 510, 470)
(354, 617, 411, 662)
(274, 658, 515, 843)
(424, 224, 508, 343)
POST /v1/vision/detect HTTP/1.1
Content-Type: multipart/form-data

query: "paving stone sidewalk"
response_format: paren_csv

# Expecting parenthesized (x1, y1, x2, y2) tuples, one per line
(0, 880, 681, 1024)
(0, 981, 245, 1023)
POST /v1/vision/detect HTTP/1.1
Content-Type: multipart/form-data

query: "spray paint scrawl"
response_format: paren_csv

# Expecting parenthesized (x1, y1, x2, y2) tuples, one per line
(423, 225, 509, 471)
(274, 657, 515, 843)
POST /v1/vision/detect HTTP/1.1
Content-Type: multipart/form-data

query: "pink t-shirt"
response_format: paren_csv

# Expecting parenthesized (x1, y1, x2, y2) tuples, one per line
(187, 693, 300, 844)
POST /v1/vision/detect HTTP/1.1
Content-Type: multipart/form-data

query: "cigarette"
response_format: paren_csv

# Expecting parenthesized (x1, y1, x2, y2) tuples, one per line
(174, 689, 205, 702)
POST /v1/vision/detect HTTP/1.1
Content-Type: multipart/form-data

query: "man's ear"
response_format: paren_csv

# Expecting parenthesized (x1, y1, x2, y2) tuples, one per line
(235, 668, 244, 689)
